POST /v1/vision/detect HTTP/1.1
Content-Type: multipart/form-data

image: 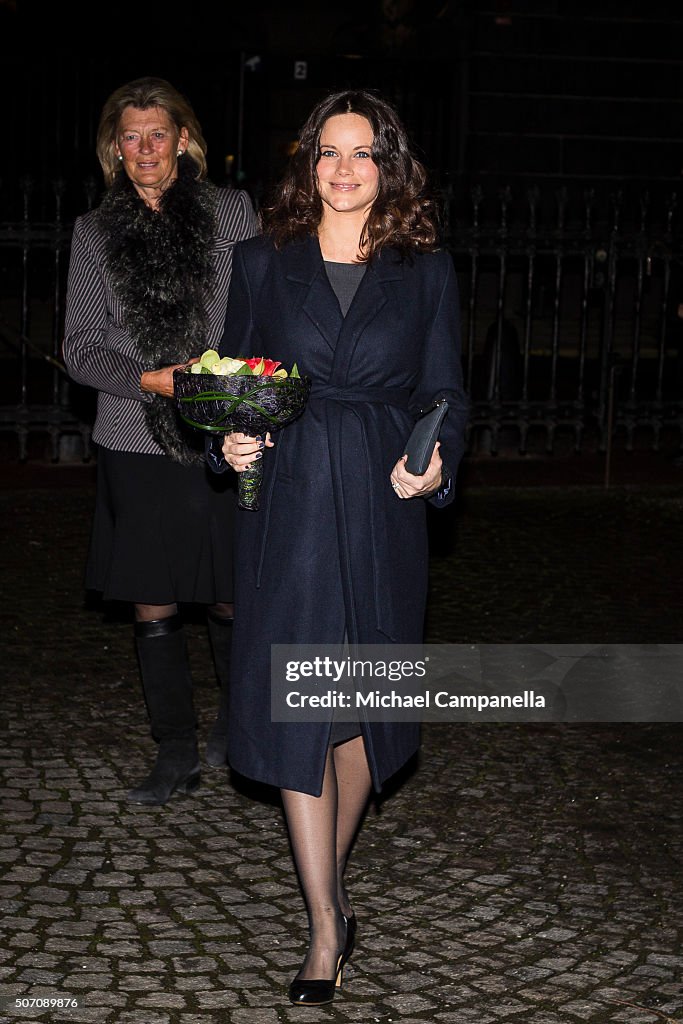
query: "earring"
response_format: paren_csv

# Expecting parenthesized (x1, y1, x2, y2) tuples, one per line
(177, 149, 184, 157)
(117, 154, 123, 161)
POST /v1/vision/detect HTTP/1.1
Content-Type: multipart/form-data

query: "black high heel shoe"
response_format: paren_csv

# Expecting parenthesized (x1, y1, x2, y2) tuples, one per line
(343, 912, 356, 960)
(288, 913, 357, 1007)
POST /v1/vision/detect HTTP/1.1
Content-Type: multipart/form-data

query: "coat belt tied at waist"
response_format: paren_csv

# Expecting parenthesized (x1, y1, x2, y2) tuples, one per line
(256, 383, 417, 642)
(309, 384, 410, 409)
(311, 384, 414, 642)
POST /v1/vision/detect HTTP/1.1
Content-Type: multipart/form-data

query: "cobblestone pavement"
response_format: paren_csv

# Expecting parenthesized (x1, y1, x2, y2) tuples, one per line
(1, 459, 682, 1024)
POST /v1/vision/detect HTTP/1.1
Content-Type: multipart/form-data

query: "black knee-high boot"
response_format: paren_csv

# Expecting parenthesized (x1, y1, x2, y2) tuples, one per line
(205, 610, 233, 768)
(127, 614, 201, 805)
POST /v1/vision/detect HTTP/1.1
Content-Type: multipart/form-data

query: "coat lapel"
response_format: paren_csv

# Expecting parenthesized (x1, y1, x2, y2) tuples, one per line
(281, 238, 406, 374)
(283, 237, 341, 353)
(331, 248, 405, 380)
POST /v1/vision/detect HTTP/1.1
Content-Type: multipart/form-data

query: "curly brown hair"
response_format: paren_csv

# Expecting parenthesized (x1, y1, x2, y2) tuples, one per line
(264, 89, 440, 260)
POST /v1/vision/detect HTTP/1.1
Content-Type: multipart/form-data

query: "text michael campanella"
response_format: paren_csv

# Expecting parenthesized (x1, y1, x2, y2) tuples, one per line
(281, 656, 546, 711)
(284, 689, 546, 710)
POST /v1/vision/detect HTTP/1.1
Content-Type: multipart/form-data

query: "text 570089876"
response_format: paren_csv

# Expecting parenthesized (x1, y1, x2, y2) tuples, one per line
(13, 998, 79, 1009)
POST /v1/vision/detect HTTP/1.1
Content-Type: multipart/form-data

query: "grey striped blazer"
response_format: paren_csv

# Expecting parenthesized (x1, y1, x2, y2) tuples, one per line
(62, 188, 259, 456)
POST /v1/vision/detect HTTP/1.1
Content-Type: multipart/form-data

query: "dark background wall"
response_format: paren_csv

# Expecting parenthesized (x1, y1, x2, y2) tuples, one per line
(465, 3, 682, 189)
(1, 1, 682, 222)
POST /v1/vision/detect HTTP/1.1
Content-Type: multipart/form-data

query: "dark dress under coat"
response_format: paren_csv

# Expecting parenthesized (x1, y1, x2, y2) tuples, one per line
(212, 234, 469, 796)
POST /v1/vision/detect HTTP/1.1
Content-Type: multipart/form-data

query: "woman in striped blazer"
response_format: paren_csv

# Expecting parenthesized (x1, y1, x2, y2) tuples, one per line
(62, 77, 259, 805)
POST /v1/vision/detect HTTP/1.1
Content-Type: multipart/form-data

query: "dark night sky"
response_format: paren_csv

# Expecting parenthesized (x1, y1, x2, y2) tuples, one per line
(5, 0, 461, 56)
(2, 2, 682, 218)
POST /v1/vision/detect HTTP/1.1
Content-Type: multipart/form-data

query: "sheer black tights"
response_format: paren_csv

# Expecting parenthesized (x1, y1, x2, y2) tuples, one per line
(134, 602, 234, 623)
(281, 735, 371, 980)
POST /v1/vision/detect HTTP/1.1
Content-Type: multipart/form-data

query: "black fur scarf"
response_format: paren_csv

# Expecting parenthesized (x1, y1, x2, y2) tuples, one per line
(97, 158, 218, 466)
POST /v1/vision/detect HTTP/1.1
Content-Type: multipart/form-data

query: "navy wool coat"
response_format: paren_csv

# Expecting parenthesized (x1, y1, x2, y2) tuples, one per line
(212, 234, 469, 796)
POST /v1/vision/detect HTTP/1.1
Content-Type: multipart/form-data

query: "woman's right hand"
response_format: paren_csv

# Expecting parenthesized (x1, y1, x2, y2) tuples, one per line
(221, 431, 274, 472)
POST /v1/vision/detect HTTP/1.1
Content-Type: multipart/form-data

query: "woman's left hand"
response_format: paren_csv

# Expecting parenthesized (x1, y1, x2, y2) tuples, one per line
(140, 358, 200, 398)
(389, 442, 443, 499)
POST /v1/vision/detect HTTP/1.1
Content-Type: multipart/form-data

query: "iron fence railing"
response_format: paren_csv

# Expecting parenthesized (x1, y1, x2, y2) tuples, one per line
(0, 177, 99, 460)
(443, 183, 682, 457)
(1, 178, 681, 464)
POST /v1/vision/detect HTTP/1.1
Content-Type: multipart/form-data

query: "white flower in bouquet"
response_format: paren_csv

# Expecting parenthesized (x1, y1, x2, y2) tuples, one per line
(189, 349, 298, 379)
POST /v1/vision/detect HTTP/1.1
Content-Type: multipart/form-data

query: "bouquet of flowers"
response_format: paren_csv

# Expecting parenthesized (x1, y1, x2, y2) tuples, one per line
(173, 350, 311, 510)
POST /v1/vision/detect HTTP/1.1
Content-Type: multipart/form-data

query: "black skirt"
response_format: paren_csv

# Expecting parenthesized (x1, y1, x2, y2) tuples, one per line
(86, 447, 236, 604)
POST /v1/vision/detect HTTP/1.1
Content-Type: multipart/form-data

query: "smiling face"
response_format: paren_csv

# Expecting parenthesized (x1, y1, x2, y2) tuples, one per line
(315, 113, 379, 224)
(114, 105, 188, 207)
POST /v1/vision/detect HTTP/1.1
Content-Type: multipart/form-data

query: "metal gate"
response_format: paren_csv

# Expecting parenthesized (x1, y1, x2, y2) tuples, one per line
(1, 179, 681, 462)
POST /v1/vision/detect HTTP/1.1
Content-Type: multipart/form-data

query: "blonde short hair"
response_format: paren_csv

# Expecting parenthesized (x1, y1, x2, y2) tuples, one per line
(96, 76, 208, 186)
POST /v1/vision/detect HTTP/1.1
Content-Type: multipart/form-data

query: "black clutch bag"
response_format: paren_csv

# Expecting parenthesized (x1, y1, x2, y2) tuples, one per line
(403, 399, 449, 475)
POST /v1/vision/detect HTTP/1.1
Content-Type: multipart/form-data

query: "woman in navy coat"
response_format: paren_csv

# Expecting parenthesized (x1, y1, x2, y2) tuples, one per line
(212, 89, 468, 1006)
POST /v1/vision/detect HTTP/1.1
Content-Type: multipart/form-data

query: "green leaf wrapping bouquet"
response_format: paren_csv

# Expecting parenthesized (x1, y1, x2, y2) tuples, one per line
(173, 349, 311, 510)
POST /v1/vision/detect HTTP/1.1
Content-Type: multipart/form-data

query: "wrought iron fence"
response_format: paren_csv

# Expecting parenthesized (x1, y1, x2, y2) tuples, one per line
(444, 183, 682, 458)
(0, 177, 99, 461)
(1, 178, 681, 463)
